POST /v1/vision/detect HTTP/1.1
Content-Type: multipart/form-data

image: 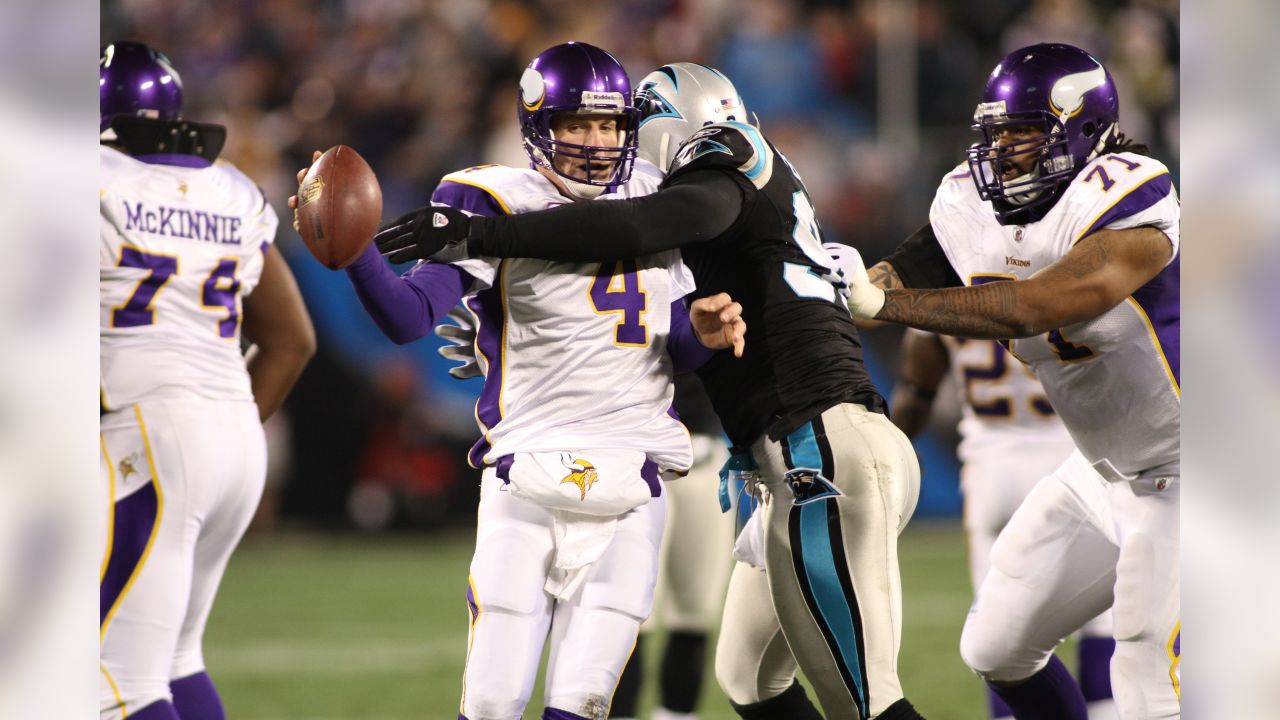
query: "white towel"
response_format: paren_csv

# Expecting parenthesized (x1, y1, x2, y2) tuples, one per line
(503, 450, 655, 600)
(544, 510, 619, 600)
(507, 449, 652, 516)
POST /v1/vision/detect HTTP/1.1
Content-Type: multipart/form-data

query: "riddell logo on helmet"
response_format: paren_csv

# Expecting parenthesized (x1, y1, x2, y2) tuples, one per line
(580, 91, 624, 111)
(974, 101, 1007, 120)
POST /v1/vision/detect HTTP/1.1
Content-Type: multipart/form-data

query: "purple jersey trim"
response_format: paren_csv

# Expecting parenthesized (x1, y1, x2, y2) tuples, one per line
(432, 180, 506, 218)
(1078, 171, 1173, 241)
(641, 458, 662, 497)
(666, 298, 716, 373)
(100, 481, 159, 626)
(467, 268, 507, 468)
(134, 153, 213, 168)
(344, 244, 473, 345)
(1131, 250, 1180, 387)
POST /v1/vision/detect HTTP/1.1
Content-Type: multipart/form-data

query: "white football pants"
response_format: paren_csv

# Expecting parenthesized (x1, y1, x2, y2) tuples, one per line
(963, 445, 1114, 640)
(461, 468, 666, 720)
(716, 403, 920, 720)
(960, 450, 1180, 719)
(99, 399, 265, 719)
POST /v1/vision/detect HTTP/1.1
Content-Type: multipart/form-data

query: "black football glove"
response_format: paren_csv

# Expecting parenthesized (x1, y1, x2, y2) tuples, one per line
(374, 205, 473, 265)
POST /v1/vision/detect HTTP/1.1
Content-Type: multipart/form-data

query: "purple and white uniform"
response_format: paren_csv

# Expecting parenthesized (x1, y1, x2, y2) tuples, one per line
(933, 152, 1182, 719)
(343, 159, 706, 720)
(439, 162, 696, 477)
(931, 152, 1179, 479)
(99, 145, 274, 719)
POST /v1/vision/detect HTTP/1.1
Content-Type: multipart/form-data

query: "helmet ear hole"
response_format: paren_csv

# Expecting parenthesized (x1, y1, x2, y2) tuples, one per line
(1082, 121, 1097, 138)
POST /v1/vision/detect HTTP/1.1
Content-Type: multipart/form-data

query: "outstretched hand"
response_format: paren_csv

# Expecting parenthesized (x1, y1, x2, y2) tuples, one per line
(374, 206, 473, 265)
(824, 243, 886, 319)
(690, 293, 746, 358)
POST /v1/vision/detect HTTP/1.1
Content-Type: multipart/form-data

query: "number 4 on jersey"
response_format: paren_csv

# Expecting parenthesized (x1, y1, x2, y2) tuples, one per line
(590, 260, 648, 346)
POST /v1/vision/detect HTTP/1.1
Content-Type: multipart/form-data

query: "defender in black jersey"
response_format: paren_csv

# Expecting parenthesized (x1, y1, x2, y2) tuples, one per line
(376, 64, 926, 720)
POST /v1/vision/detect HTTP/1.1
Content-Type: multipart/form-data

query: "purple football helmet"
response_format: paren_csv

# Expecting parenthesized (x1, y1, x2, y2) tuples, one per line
(518, 42, 640, 193)
(100, 41, 184, 133)
(967, 43, 1119, 224)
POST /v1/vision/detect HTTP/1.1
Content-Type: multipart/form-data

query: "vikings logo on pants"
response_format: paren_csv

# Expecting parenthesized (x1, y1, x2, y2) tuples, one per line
(559, 454, 599, 500)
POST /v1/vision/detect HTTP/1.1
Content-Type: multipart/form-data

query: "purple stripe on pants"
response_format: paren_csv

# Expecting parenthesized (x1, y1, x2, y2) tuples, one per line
(100, 481, 159, 626)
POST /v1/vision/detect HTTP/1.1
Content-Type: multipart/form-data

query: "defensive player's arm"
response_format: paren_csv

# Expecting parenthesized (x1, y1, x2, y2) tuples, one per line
(874, 226, 1173, 338)
(846, 223, 957, 329)
(890, 330, 949, 438)
(242, 245, 316, 421)
(469, 170, 744, 261)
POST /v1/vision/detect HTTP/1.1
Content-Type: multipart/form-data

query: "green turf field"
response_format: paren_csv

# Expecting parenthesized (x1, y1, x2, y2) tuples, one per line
(205, 521, 992, 719)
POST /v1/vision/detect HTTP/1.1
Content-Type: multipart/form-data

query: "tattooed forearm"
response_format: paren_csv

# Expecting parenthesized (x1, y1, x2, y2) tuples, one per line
(867, 261, 903, 290)
(876, 281, 1039, 339)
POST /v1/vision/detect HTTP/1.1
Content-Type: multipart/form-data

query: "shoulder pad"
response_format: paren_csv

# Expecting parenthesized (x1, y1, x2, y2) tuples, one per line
(929, 162, 984, 220)
(436, 164, 562, 216)
(1063, 153, 1175, 240)
(668, 122, 774, 189)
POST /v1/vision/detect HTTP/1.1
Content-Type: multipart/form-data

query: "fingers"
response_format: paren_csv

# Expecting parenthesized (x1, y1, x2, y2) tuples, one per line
(718, 300, 743, 325)
(385, 246, 420, 265)
(727, 316, 746, 357)
(295, 150, 324, 185)
(374, 229, 416, 256)
(435, 325, 472, 343)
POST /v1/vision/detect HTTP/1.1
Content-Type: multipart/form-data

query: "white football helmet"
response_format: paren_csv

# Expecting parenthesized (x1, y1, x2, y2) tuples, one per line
(633, 63, 750, 174)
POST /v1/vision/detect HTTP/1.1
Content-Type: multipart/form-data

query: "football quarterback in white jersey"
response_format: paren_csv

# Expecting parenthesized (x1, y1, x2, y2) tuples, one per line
(99, 42, 315, 720)
(836, 44, 1179, 719)
(890, 329, 1117, 720)
(291, 43, 744, 720)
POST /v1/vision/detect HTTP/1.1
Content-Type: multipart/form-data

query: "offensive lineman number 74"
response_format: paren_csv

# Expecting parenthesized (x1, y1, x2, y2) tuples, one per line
(110, 245, 243, 339)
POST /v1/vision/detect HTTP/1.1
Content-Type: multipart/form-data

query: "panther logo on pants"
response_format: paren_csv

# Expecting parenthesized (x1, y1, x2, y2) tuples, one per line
(559, 454, 599, 500)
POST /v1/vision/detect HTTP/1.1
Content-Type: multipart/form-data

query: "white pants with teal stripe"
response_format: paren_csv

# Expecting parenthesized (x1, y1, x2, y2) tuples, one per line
(716, 402, 919, 719)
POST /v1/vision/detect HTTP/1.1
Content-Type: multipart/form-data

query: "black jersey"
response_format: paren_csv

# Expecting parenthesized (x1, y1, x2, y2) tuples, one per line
(664, 122, 885, 446)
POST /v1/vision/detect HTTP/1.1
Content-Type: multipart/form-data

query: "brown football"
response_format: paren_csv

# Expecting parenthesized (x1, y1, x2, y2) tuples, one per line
(294, 145, 383, 269)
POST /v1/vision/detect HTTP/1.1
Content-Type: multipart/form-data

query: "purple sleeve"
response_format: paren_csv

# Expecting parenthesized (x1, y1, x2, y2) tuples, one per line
(667, 298, 716, 374)
(344, 243, 473, 345)
(343, 180, 501, 345)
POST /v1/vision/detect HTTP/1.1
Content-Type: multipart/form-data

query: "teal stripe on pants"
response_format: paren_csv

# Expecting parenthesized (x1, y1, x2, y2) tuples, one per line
(798, 500, 868, 712)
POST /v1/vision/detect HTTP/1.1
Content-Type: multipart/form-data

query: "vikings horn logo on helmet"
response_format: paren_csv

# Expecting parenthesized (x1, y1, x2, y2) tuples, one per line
(1049, 66, 1109, 119)
(559, 453, 599, 500)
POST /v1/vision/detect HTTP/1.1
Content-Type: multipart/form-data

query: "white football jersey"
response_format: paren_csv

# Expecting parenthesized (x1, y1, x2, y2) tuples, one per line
(940, 335, 1073, 465)
(930, 152, 1179, 476)
(438, 162, 696, 472)
(100, 146, 278, 410)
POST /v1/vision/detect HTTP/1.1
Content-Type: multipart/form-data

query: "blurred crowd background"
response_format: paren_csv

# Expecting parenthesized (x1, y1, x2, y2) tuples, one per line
(101, 0, 1180, 532)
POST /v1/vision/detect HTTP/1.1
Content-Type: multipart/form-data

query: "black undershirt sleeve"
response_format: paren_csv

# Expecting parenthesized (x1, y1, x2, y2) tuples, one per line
(469, 170, 745, 261)
(882, 223, 964, 289)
